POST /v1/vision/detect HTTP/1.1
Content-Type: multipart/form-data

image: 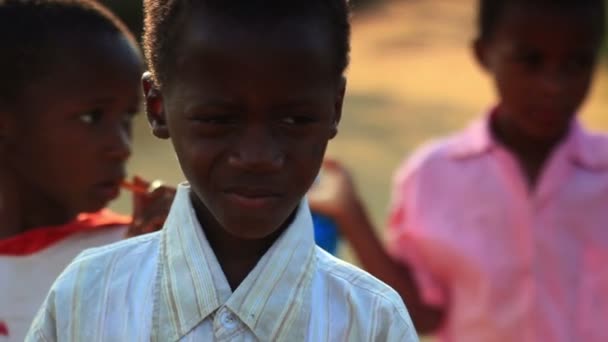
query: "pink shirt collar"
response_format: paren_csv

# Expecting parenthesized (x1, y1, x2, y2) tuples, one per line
(447, 110, 608, 171)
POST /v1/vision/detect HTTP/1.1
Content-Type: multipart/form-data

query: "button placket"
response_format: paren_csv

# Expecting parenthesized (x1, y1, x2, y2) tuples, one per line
(215, 307, 239, 331)
(221, 311, 238, 329)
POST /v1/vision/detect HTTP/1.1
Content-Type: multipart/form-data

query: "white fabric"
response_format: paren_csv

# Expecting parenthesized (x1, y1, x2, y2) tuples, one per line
(27, 184, 418, 342)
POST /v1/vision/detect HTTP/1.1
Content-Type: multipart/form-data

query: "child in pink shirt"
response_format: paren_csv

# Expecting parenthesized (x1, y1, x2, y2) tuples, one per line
(310, 0, 608, 340)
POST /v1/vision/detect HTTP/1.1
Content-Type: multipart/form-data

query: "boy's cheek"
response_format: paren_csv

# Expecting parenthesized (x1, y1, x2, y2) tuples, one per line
(308, 141, 328, 160)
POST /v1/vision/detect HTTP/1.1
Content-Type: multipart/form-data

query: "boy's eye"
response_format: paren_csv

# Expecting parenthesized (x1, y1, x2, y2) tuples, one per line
(280, 115, 316, 125)
(516, 52, 542, 68)
(78, 110, 103, 125)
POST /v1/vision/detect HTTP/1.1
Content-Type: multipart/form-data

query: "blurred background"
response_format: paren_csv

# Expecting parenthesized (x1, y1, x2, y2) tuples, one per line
(106, 0, 608, 263)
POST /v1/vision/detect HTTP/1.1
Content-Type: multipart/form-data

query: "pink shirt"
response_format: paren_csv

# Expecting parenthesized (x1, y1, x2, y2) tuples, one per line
(387, 114, 608, 342)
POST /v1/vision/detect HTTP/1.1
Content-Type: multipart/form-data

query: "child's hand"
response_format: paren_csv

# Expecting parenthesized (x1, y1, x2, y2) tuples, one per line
(308, 158, 362, 223)
(126, 176, 176, 238)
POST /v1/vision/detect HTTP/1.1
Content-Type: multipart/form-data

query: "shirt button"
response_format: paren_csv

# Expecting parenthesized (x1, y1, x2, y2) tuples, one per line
(220, 310, 238, 330)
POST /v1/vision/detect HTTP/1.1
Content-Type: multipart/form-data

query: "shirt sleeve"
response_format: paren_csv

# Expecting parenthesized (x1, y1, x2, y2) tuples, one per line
(25, 249, 89, 342)
(371, 288, 420, 342)
(25, 291, 57, 342)
(385, 307, 420, 342)
(385, 159, 447, 308)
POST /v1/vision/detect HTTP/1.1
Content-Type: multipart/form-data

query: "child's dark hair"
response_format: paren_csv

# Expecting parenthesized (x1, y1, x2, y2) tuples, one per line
(477, 0, 606, 41)
(0, 0, 137, 105)
(143, 0, 351, 87)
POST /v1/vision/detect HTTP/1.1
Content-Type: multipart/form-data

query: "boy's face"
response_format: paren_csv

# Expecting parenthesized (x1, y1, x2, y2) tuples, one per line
(475, 5, 602, 141)
(1, 34, 142, 216)
(146, 9, 344, 239)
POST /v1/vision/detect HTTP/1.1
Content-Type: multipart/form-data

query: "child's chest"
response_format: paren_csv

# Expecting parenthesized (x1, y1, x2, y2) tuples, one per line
(411, 154, 608, 280)
(411, 162, 608, 335)
(0, 248, 80, 342)
(0, 228, 125, 342)
(412, 156, 608, 265)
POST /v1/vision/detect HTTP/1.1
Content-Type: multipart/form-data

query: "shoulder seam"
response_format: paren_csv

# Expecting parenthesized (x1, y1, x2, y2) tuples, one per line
(316, 249, 403, 306)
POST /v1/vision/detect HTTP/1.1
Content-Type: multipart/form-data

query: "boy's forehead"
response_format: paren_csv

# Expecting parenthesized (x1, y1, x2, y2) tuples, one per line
(495, 5, 603, 45)
(8, 32, 141, 107)
(174, 6, 334, 59)
(160, 9, 340, 114)
(499, 3, 602, 32)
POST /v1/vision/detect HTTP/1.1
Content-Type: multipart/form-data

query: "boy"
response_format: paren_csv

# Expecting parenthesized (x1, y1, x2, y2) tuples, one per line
(26, 1, 419, 341)
(0, 1, 145, 340)
(309, 0, 608, 341)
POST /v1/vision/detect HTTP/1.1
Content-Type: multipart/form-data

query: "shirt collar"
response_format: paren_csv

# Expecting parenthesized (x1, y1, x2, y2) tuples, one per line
(0, 209, 129, 256)
(567, 121, 608, 171)
(152, 183, 316, 341)
(447, 112, 496, 160)
(448, 109, 608, 171)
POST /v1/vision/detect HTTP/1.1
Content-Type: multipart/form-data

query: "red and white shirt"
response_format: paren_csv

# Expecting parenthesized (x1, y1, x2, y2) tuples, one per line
(0, 210, 129, 342)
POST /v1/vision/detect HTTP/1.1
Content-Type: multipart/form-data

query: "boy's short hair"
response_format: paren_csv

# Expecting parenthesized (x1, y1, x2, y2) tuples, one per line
(0, 0, 137, 105)
(477, 0, 606, 41)
(143, 0, 351, 87)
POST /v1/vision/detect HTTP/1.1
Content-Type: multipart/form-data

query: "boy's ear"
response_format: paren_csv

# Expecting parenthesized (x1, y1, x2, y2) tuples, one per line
(330, 76, 346, 140)
(473, 38, 490, 71)
(142, 72, 170, 140)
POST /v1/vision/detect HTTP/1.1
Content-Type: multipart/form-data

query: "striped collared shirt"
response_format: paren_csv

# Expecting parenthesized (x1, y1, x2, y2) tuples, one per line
(27, 184, 418, 341)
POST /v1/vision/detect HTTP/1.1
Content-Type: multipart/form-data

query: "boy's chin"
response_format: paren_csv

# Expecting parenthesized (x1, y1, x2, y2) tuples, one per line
(220, 208, 298, 240)
(74, 196, 108, 213)
(221, 217, 291, 240)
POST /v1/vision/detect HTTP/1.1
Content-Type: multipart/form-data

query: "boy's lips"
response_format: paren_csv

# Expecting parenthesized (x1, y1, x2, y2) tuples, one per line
(93, 178, 124, 201)
(223, 186, 282, 209)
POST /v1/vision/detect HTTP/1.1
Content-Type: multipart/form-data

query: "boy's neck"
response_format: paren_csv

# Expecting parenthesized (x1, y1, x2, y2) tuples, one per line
(490, 114, 567, 188)
(0, 170, 74, 239)
(190, 193, 293, 291)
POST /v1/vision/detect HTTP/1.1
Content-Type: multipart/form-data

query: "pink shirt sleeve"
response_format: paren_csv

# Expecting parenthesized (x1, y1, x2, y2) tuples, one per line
(385, 156, 447, 308)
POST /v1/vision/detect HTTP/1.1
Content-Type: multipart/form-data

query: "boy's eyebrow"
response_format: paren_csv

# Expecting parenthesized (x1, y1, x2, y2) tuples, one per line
(183, 100, 243, 113)
(270, 100, 322, 111)
(179, 92, 328, 114)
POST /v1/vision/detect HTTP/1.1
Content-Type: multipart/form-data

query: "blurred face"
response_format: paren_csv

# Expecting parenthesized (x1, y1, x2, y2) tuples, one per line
(145, 9, 344, 240)
(475, 5, 602, 141)
(2, 33, 143, 216)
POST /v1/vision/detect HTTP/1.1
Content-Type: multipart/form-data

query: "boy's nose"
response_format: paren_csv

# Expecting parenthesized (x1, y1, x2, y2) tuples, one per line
(228, 125, 284, 172)
(539, 67, 568, 97)
(103, 125, 132, 161)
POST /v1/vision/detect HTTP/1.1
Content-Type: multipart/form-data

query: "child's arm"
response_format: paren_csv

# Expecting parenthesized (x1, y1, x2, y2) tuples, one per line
(25, 293, 57, 342)
(308, 159, 444, 334)
(124, 176, 176, 238)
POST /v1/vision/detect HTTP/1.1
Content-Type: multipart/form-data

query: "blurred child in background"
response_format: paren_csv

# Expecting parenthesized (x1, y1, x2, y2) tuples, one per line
(310, 0, 608, 340)
(0, 1, 171, 340)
